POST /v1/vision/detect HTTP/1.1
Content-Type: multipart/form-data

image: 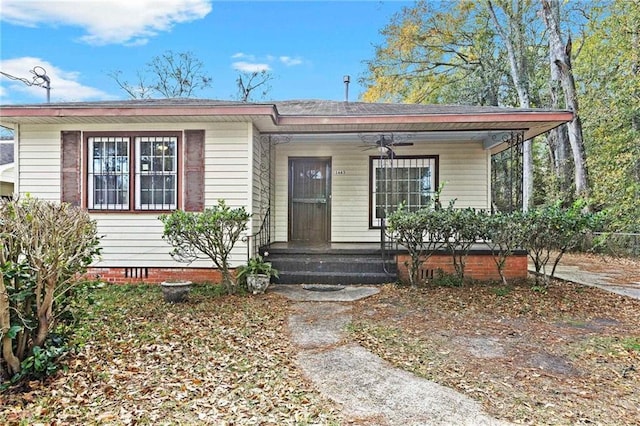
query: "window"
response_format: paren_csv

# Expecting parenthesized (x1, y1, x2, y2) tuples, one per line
(370, 155, 438, 227)
(87, 133, 179, 211)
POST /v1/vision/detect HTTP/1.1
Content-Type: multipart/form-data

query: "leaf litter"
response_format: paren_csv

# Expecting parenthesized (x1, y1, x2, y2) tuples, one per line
(1, 285, 342, 425)
(3, 254, 640, 425)
(349, 273, 640, 425)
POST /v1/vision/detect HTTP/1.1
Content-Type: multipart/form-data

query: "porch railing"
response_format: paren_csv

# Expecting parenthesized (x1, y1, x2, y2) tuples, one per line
(380, 218, 398, 275)
(245, 207, 271, 260)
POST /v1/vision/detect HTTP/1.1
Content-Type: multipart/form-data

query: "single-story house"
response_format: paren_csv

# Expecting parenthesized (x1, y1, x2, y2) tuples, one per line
(0, 137, 14, 198)
(0, 99, 572, 284)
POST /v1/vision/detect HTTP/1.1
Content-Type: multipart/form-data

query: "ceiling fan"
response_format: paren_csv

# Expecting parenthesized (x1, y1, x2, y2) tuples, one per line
(360, 133, 413, 158)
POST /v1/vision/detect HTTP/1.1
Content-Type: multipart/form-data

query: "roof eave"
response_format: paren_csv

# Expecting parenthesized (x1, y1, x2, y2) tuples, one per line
(0, 104, 280, 125)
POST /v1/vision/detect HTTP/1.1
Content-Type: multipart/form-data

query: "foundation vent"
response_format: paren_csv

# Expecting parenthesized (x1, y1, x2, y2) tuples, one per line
(125, 267, 149, 279)
(419, 268, 434, 281)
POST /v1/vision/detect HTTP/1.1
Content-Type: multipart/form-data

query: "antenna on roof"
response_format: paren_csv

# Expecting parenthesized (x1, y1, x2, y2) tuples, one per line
(343, 75, 350, 102)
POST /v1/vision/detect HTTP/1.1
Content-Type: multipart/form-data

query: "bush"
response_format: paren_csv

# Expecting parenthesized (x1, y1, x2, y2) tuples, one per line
(439, 202, 485, 282)
(521, 200, 602, 285)
(482, 211, 525, 286)
(160, 200, 251, 294)
(386, 200, 445, 287)
(1, 198, 101, 382)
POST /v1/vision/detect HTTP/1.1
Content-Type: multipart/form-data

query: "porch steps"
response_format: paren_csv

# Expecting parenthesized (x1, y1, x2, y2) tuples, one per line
(263, 250, 397, 285)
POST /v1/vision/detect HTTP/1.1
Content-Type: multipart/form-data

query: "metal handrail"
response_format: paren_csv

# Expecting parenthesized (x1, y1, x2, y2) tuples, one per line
(380, 218, 397, 275)
(245, 207, 271, 260)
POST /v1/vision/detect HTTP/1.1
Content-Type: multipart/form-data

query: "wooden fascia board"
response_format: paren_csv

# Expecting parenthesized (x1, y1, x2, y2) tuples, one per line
(0, 105, 280, 124)
(277, 111, 574, 126)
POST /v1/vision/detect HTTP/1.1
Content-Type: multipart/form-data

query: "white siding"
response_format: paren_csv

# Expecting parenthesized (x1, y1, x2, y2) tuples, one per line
(274, 140, 489, 242)
(17, 122, 252, 268)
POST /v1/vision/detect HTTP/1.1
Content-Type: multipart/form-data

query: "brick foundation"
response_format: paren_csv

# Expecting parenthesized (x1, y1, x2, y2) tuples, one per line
(87, 252, 527, 285)
(86, 267, 224, 284)
(396, 253, 528, 283)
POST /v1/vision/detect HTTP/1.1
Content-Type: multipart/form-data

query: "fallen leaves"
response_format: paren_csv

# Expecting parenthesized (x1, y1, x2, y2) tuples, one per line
(350, 279, 640, 425)
(1, 285, 342, 425)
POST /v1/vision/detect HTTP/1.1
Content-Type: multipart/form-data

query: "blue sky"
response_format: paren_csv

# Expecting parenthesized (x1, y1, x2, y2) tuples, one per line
(0, 0, 413, 104)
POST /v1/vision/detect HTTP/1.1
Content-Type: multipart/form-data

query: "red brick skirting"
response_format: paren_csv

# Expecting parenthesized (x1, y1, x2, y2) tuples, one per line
(87, 253, 527, 285)
(86, 267, 224, 284)
(396, 253, 528, 283)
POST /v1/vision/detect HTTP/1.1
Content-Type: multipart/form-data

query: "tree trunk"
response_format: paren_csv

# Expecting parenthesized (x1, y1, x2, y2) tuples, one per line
(541, 0, 590, 198)
(546, 1, 571, 193)
(487, 0, 534, 210)
(547, 81, 572, 195)
(0, 279, 21, 376)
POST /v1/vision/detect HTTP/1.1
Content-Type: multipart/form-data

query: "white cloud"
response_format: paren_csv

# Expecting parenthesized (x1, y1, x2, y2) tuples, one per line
(231, 52, 255, 60)
(280, 56, 303, 66)
(0, 57, 112, 103)
(232, 61, 271, 73)
(0, 0, 212, 46)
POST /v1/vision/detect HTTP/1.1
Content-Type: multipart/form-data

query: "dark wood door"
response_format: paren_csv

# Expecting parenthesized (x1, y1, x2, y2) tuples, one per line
(289, 158, 331, 243)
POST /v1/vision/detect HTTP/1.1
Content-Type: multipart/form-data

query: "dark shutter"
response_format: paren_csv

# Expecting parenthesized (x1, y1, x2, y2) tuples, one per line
(61, 131, 81, 207)
(184, 130, 205, 211)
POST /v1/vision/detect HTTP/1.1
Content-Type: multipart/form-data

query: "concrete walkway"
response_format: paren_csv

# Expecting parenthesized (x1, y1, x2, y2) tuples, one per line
(273, 285, 511, 426)
(528, 263, 640, 300)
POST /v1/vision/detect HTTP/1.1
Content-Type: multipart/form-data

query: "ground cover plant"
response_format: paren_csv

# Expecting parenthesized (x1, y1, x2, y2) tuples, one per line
(349, 264, 640, 425)
(0, 284, 342, 425)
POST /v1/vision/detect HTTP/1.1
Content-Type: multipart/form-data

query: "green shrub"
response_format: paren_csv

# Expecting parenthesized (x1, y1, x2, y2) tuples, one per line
(439, 202, 485, 282)
(1, 197, 101, 382)
(160, 200, 251, 294)
(431, 270, 464, 287)
(522, 200, 602, 285)
(386, 200, 445, 287)
(482, 211, 525, 286)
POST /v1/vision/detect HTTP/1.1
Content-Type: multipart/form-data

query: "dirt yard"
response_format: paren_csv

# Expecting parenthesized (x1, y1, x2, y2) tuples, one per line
(349, 259, 640, 425)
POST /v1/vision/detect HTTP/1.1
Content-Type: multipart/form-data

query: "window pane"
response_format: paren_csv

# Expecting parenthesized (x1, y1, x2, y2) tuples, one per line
(372, 157, 436, 226)
(89, 137, 130, 210)
(135, 136, 177, 210)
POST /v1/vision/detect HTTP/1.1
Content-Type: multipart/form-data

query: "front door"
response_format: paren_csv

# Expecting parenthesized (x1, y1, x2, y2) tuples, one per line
(289, 157, 331, 243)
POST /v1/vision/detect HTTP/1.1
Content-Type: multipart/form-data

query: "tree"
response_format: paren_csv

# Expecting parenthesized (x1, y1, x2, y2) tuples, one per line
(486, 0, 545, 210)
(541, 0, 589, 199)
(362, 1, 550, 211)
(361, 1, 510, 105)
(109, 50, 212, 98)
(574, 0, 640, 232)
(236, 70, 274, 102)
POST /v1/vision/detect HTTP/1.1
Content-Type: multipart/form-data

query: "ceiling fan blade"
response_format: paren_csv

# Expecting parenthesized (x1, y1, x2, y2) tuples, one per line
(391, 142, 414, 147)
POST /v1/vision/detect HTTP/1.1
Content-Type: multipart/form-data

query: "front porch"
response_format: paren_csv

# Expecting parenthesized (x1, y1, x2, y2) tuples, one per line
(259, 241, 528, 285)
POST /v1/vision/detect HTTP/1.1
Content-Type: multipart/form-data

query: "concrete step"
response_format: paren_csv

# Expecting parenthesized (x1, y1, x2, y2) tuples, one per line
(275, 270, 395, 285)
(269, 256, 396, 274)
(265, 252, 397, 285)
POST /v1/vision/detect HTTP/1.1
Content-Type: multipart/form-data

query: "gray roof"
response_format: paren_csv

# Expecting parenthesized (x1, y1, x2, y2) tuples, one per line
(0, 141, 14, 165)
(0, 99, 572, 148)
(0, 98, 559, 116)
(272, 100, 552, 116)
